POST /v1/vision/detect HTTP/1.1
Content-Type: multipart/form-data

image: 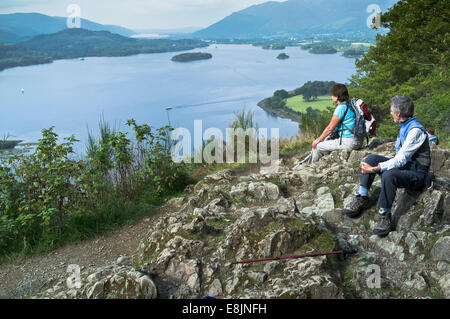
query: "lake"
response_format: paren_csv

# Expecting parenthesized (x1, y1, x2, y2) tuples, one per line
(0, 44, 356, 157)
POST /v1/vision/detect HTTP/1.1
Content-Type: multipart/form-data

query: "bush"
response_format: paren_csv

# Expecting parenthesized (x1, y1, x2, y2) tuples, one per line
(299, 107, 333, 138)
(0, 119, 191, 260)
(0, 127, 85, 252)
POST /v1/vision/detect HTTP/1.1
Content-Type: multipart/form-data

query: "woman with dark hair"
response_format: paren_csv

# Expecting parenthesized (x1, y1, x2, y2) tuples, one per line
(309, 83, 362, 163)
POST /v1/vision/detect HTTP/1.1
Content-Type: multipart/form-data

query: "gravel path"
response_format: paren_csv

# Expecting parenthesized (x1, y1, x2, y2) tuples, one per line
(0, 210, 165, 299)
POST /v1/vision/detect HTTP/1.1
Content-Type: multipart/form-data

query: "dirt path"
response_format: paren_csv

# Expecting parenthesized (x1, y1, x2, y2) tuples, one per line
(0, 208, 166, 299)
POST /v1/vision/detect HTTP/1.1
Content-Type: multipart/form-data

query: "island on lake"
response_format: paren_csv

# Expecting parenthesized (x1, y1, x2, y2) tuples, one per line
(0, 140, 23, 150)
(171, 52, 213, 62)
(277, 53, 289, 60)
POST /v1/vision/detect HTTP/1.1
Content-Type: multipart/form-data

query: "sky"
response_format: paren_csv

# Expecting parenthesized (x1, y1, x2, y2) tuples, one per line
(0, 0, 285, 30)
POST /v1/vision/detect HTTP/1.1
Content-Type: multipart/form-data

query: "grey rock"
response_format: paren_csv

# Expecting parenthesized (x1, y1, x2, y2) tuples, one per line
(116, 255, 130, 265)
(230, 181, 280, 202)
(87, 280, 104, 299)
(405, 231, 427, 256)
(139, 276, 157, 299)
(404, 272, 427, 290)
(207, 279, 223, 297)
(438, 273, 450, 298)
(430, 236, 450, 262)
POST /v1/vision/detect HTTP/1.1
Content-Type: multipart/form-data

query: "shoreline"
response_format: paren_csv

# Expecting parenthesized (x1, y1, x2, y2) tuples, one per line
(256, 91, 302, 124)
(0, 41, 210, 73)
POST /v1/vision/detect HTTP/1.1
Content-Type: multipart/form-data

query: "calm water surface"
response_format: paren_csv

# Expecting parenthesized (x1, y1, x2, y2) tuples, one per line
(0, 44, 356, 156)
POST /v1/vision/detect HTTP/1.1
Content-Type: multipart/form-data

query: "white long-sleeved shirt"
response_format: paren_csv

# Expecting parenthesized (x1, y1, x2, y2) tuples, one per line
(379, 128, 427, 172)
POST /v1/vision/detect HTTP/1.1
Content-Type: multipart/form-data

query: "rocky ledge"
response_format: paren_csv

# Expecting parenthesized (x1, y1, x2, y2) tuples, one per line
(33, 140, 450, 299)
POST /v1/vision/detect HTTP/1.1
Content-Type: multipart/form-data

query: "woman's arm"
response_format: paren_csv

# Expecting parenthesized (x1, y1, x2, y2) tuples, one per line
(312, 115, 341, 149)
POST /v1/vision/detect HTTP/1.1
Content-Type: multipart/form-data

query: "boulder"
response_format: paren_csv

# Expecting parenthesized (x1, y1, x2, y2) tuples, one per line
(430, 236, 450, 262)
(35, 265, 157, 299)
(438, 273, 450, 298)
(230, 181, 280, 201)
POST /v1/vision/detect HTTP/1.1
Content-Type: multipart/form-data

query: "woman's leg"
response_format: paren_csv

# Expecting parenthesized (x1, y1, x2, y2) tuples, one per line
(310, 137, 358, 163)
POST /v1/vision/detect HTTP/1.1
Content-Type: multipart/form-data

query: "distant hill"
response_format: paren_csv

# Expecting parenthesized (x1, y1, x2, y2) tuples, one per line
(20, 28, 207, 58)
(0, 28, 25, 44)
(21, 28, 136, 58)
(194, 0, 398, 40)
(0, 12, 136, 44)
(0, 28, 208, 71)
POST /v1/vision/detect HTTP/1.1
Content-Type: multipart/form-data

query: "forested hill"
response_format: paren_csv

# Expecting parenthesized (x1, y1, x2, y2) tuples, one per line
(0, 28, 208, 71)
(22, 28, 207, 58)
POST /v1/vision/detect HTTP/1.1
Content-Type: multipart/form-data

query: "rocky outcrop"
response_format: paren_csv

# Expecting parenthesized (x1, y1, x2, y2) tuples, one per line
(33, 140, 450, 299)
(35, 264, 157, 299)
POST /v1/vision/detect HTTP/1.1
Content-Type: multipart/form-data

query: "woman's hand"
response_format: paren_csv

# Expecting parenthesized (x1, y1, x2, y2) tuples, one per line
(312, 139, 321, 149)
(314, 115, 341, 148)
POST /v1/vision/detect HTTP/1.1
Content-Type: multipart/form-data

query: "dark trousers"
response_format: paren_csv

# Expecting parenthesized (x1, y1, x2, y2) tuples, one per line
(361, 154, 427, 209)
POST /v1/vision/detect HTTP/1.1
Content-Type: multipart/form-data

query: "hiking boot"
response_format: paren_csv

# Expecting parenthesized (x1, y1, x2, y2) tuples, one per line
(373, 211, 392, 237)
(424, 172, 435, 190)
(344, 194, 369, 218)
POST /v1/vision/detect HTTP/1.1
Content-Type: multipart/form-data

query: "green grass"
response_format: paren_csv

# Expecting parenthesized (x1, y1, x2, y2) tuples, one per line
(284, 94, 333, 113)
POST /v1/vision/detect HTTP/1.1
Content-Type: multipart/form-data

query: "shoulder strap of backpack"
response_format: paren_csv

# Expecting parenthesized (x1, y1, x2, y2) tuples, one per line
(339, 102, 351, 145)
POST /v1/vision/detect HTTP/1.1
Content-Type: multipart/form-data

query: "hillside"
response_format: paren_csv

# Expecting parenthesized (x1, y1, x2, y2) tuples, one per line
(194, 0, 398, 40)
(23, 141, 450, 299)
(0, 28, 208, 71)
(0, 12, 136, 44)
(21, 28, 208, 58)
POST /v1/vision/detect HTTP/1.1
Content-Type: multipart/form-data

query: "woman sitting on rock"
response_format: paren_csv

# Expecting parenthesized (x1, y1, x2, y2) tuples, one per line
(310, 83, 362, 163)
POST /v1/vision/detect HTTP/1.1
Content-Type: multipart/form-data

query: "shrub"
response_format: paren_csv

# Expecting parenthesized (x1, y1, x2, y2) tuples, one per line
(0, 119, 191, 259)
(0, 127, 85, 251)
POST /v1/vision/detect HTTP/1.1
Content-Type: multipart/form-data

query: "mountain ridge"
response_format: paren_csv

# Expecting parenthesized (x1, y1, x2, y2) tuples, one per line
(194, 0, 398, 39)
(0, 12, 136, 44)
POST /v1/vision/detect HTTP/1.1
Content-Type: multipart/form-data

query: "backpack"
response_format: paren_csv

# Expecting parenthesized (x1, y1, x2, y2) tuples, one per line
(350, 98, 377, 138)
(335, 98, 376, 145)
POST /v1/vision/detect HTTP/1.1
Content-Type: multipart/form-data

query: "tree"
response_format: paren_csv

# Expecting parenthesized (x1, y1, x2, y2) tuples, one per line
(273, 89, 289, 99)
(349, 0, 450, 139)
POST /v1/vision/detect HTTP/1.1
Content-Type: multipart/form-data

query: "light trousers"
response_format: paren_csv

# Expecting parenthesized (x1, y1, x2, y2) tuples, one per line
(310, 136, 362, 163)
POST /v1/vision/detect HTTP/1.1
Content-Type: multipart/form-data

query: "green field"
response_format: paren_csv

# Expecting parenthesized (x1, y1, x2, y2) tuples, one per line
(285, 95, 333, 113)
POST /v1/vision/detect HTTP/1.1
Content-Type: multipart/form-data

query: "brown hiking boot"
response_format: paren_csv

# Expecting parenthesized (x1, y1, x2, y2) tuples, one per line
(344, 194, 369, 218)
(373, 210, 393, 237)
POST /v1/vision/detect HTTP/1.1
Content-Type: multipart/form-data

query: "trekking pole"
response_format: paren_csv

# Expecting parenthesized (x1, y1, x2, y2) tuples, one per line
(230, 250, 343, 265)
(293, 152, 311, 169)
(229, 239, 357, 266)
